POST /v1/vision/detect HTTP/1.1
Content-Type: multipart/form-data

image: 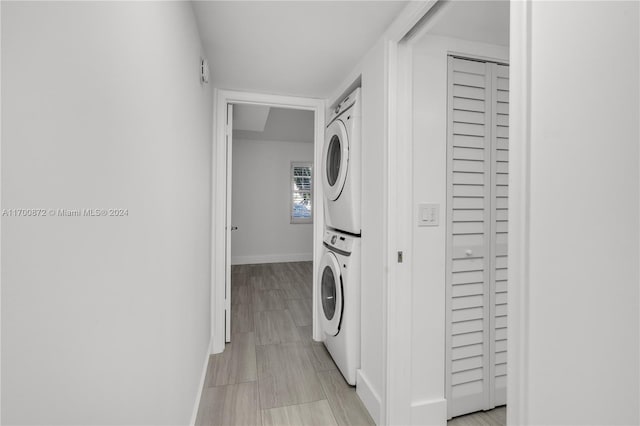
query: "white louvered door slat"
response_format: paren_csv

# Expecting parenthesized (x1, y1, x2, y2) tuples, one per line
(446, 56, 509, 419)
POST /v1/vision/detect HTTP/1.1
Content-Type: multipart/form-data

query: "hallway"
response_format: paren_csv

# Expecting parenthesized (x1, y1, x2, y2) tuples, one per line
(195, 262, 374, 425)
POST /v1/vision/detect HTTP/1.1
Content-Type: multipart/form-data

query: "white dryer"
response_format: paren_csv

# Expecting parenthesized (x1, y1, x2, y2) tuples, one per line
(318, 229, 361, 385)
(323, 88, 361, 235)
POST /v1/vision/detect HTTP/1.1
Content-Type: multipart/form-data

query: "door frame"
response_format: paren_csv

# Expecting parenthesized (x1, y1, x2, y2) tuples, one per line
(379, 2, 446, 424)
(384, 0, 530, 424)
(211, 89, 325, 354)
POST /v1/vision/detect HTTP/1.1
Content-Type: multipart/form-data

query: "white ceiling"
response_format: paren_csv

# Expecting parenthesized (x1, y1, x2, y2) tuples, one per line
(191, 1, 408, 98)
(427, 0, 509, 46)
(233, 107, 314, 143)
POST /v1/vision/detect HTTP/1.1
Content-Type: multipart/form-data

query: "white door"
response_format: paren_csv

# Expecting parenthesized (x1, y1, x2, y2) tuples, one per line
(225, 103, 233, 342)
(445, 56, 509, 418)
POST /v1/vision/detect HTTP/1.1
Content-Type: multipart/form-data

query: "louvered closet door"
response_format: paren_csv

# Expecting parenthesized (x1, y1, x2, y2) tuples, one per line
(446, 56, 509, 419)
(491, 63, 509, 407)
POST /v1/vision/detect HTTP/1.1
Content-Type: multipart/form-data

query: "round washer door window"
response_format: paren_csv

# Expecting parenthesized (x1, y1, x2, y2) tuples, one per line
(322, 119, 349, 201)
(326, 135, 341, 187)
(318, 252, 343, 336)
(321, 267, 337, 320)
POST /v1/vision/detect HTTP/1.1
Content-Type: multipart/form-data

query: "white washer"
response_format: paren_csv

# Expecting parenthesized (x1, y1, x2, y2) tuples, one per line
(322, 88, 361, 235)
(318, 229, 361, 385)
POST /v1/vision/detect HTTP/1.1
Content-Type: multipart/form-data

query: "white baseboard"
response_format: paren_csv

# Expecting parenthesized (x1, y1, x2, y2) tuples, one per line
(356, 369, 381, 425)
(411, 398, 447, 425)
(231, 252, 313, 265)
(190, 337, 213, 426)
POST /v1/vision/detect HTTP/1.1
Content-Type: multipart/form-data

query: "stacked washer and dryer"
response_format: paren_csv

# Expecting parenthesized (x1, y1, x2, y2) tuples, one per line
(319, 88, 362, 386)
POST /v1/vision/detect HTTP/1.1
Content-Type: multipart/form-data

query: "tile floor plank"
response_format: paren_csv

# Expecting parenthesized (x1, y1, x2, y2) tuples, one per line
(254, 310, 301, 346)
(280, 263, 313, 299)
(253, 289, 287, 312)
(232, 282, 253, 306)
(231, 303, 254, 334)
(297, 325, 314, 344)
(262, 400, 338, 426)
(317, 370, 375, 426)
(205, 332, 257, 387)
(281, 279, 313, 300)
(196, 382, 260, 426)
(287, 298, 313, 326)
(252, 265, 283, 290)
(305, 343, 337, 372)
(231, 269, 248, 286)
(483, 406, 506, 425)
(256, 342, 326, 409)
(448, 406, 506, 426)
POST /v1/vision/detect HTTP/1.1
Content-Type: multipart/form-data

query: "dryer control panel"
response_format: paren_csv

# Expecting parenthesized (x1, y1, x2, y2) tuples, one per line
(323, 230, 354, 255)
(327, 87, 361, 125)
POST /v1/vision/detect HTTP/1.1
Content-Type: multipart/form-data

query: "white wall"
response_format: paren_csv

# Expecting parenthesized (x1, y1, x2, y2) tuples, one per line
(410, 35, 508, 424)
(357, 40, 387, 424)
(520, 2, 640, 424)
(231, 139, 313, 264)
(1, 2, 213, 424)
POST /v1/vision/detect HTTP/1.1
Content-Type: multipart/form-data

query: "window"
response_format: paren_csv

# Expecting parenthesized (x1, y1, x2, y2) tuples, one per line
(291, 162, 313, 224)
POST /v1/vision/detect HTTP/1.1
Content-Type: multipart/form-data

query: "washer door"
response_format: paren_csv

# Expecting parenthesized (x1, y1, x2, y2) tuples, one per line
(322, 119, 350, 201)
(318, 251, 343, 336)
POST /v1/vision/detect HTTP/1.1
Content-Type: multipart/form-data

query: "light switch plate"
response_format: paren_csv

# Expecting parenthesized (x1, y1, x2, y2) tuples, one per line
(418, 203, 440, 227)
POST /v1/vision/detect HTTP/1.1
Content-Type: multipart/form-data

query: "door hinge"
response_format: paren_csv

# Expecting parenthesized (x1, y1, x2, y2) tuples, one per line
(397, 251, 403, 263)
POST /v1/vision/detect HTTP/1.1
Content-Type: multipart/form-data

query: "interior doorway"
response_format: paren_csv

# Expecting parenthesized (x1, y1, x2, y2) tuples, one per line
(227, 104, 316, 340)
(408, 1, 511, 422)
(211, 90, 325, 354)
(384, 1, 511, 424)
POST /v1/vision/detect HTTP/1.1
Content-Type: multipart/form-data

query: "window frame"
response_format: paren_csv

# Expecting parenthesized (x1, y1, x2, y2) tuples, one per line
(290, 161, 313, 224)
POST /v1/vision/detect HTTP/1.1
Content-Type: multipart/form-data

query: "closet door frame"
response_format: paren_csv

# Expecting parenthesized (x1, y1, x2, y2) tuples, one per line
(381, 2, 531, 423)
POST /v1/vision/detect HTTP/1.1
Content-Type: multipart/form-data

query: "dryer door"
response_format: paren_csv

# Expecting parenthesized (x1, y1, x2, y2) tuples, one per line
(322, 119, 350, 201)
(318, 251, 343, 336)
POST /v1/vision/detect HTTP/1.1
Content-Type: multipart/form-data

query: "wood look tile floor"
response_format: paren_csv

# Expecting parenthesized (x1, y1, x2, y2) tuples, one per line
(196, 262, 375, 426)
(448, 406, 507, 426)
